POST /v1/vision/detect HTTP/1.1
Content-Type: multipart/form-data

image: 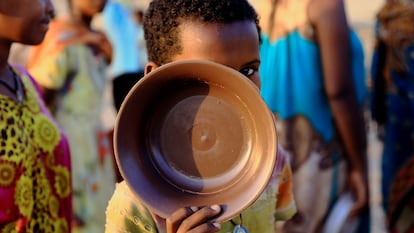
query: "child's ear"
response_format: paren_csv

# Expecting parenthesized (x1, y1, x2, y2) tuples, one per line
(144, 61, 160, 75)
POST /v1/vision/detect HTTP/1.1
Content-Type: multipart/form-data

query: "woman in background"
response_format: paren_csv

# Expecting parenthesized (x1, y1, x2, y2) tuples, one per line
(27, 0, 116, 232)
(249, 0, 370, 232)
(370, 0, 414, 231)
(0, 0, 72, 232)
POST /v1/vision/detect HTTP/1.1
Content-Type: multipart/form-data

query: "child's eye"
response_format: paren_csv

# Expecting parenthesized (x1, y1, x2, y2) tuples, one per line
(239, 67, 256, 77)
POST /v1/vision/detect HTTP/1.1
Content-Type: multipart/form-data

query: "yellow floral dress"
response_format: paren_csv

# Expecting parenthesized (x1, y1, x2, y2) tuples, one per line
(0, 65, 72, 233)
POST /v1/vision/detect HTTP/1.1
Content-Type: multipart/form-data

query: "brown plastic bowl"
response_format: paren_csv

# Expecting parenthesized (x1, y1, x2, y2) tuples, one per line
(114, 59, 277, 222)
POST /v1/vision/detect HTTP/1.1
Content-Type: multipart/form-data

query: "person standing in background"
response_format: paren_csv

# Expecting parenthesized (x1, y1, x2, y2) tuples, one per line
(0, 0, 73, 232)
(27, 0, 116, 232)
(249, 0, 370, 232)
(96, 0, 148, 182)
(370, 0, 414, 232)
(100, 0, 147, 112)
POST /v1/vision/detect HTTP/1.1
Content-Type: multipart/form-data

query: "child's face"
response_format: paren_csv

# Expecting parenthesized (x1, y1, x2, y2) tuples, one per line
(71, 0, 107, 17)
(0, 0, 54, 45)
(173, 20, 261, 89)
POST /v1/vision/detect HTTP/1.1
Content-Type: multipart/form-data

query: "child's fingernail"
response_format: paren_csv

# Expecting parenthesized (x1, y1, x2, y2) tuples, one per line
(210, 205, 221, 211)
(190, 206, 199, 212)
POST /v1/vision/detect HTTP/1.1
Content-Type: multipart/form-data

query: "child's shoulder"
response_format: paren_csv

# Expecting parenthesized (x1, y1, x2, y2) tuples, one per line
(105, 181, 158, 233)
(110, 181, 141, 205)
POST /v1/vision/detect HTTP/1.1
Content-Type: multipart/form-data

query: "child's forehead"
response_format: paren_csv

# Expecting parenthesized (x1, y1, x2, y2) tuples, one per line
(179, 20, 258, 37)
(175, 20, 260, 65)
(179, 20, 259, 41)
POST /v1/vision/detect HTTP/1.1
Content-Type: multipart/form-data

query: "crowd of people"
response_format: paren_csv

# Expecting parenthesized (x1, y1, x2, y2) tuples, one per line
(0, 0, 412, 232)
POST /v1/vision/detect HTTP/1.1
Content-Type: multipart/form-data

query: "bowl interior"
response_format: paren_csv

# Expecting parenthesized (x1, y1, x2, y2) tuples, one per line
(114, 60, 277, 221)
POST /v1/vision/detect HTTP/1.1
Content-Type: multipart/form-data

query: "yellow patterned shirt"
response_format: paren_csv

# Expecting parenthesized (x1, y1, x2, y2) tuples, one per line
(105, 145, 296, 233)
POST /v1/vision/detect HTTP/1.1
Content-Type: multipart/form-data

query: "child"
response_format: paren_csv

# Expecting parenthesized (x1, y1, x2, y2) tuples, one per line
(27, 0, 116, 232)
(100, 0, 147, 112)
(0, 0, 72, 232)
(105, 0, 296, 232)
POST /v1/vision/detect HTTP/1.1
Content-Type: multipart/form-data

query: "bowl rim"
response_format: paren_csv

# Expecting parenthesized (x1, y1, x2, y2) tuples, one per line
(114, 59, 278, 222)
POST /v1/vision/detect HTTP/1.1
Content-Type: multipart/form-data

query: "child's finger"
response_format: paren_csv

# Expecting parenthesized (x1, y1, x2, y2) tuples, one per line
(167, 205, 221, 233)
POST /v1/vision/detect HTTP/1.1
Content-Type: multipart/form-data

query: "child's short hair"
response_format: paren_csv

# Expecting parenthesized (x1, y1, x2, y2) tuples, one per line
(143, 0, 260, 65)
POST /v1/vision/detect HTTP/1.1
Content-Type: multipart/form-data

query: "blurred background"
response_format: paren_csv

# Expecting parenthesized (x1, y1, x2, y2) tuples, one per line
(48, 0, 387, 232)
(345, 1, 386, 233)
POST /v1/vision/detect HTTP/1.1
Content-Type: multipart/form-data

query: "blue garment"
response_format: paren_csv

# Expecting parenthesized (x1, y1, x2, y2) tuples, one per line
(371, 39, 414, 216)
(259, 29, 369, 233)
(370, 2, 414, 230)
(102, 1, 145, 78)
(260, 29, 367, 143)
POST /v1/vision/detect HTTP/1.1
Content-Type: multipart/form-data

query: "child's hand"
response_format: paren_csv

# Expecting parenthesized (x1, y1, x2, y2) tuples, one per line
(166, 205, 222, 233)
